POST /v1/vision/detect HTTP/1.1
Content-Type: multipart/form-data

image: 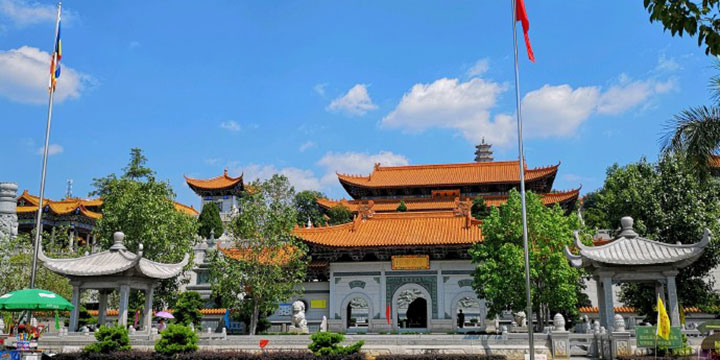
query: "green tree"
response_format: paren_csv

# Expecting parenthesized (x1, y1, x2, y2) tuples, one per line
(197, 202, 224, 239)
(471, 196, 490, 219)
(92, 148, 197, 307)
(294, 190, 327, 226)
(210, 175, 307, 335)
(0, 231, 72, 300)
(583, 155, 720, 318)
(173, 291, 204, 327)
(396, 200, 407, 212)
(327, 204, 352, 225)
(642, 0, 720, 56)
(470, 190, 584, 330)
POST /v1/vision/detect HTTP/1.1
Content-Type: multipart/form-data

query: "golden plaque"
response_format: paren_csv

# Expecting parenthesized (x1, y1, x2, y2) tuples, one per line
(391, 255, 430, 270)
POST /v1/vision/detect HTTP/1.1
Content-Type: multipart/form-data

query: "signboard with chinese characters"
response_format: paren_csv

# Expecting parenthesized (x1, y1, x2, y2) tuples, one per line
(310, 299, 327, 309)
(391, 255, 430, 270)
(635, 326, 682, 348)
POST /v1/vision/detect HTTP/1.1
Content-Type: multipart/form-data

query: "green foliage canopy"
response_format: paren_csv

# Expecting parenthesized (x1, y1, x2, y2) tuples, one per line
(197, 202, 224, 239)
(173, 291, 204, 327)
(210, 175, 307, 335)
(294, 190, 327, 226)
(470, 189, 584, 329)
(642, 0, 720, 56)
(471, 196, 490, 219)
(327, 204, 352, 225)
(92, 148, 198, 307)
(396, 200, 407, 212)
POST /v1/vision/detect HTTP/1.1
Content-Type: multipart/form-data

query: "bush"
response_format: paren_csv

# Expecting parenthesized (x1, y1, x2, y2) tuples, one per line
(83, 325, 131, 353)
(174, 291, 204, 327)
(308, 332, 364, 356)
(376, 356, 506, 360)
(155, 324, 198, 356)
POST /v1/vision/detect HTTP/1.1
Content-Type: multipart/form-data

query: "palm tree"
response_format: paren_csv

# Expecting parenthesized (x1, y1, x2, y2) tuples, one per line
(661, 61, 720, 178)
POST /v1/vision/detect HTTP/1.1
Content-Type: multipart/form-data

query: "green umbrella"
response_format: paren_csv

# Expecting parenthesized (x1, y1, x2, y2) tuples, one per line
(0, 289, 74, 311)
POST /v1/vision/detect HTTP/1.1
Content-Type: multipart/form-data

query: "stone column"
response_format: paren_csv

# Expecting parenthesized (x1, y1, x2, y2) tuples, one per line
(436, 269, 444, 319)
(664, 271, 681, 326)
(97, 290, 109, 326)
(596, 276, 606, 328)
(143, 286, 155, 332)
(655, 282, 666, 306)
(69, 284, 81, 331)
(69, 229, 75, 250)
(600, 274, 614, 330)
(118, 284, 131, 328)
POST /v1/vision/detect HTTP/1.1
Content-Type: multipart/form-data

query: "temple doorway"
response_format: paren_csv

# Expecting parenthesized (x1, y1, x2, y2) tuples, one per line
(345, 297, 369, 331)
(405, 298, 427, 328)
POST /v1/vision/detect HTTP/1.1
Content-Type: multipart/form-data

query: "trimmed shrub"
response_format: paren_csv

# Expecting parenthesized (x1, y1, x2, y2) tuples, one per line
(396, 201, 407, 212)
(376, 356, 507, 360)
(308, 332, 364, 356)
(155, 324, 198, 356)
(83, 325, 131, 353)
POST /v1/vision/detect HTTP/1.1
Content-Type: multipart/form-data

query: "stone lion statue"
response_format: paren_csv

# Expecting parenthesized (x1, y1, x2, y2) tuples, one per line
(289, 300, 309, 333)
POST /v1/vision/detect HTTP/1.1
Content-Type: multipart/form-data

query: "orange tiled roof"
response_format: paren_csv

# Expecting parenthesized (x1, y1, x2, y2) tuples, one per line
(578, 306, 702, 314)
(185, 169, 243, 190)
(317, 189, 580, 213)
(293, 211, 482, 248)
(173, 201, 199, 216)
(16, 191, 197, 219)
(710, 155, 720, 168)
(219, 244, 298, 266)
(337, 161, 559, 189)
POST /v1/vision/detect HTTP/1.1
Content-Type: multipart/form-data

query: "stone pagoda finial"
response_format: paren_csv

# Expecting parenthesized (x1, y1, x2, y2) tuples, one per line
(617, 216, 638, 239)
(474, 138, 493, 162)
(109, 231, 127, 251)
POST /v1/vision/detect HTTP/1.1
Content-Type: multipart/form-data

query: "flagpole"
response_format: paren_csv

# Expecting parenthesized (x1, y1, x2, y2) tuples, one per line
(30, 2, 62, 289)
(511, 0, 534, 359)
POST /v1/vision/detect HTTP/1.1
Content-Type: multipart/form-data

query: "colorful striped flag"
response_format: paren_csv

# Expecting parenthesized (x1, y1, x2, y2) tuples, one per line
(49, 20, 62, 91)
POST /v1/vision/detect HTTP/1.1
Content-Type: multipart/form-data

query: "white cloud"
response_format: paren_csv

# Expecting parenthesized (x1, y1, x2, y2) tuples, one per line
(0, 46, 91, 104)
(382, 77, 513, 144)
(317, 151, 409, 186)
(0, 0, 76, 26)
(466, 58, 489, 78)
(299, 141, 315, 152)
(313, 83, 328, 96)
(230, 163, 321, 192)
(327, 84, 378, 116)
(219, 121, 241, 132)
(656, 54, 681, 72)
(383, 74, 675, 146)
(36, 143, 63, 156)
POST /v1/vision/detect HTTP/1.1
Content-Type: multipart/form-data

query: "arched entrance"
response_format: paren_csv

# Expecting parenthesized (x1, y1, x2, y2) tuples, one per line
(452, 294, 486, 331)
(392, 285, 432, 330)
(405, 298, 427, 328)
(345, 297, 369, 331)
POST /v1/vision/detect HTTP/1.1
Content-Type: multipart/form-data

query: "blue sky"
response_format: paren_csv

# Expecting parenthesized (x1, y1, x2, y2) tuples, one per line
(0, 0, 715, 208)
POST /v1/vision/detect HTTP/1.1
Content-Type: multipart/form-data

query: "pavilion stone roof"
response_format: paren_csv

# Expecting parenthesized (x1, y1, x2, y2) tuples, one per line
(336, 160, 559, 189)
(39, 232, 189, 279)
(565, 217, 710, 268)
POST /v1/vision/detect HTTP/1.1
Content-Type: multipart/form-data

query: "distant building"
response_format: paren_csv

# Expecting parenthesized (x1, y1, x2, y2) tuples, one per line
(185, 169, 243, 223)
(474, 138, 493, 162)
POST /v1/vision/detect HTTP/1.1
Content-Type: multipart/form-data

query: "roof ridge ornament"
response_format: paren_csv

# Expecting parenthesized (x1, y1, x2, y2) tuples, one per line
(616, 216, 638, 239)
(109, 231, 127, 251)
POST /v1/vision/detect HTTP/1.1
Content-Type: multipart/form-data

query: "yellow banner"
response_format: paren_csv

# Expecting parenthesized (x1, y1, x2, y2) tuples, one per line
(310, 299, 327, 309)
(391, 255, 430, 270)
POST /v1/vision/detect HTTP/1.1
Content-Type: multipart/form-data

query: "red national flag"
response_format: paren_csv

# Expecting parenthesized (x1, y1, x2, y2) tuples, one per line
(259, 339, 269, 349)
(386, 305, 391, 325)
(515, 0, 535, 62)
